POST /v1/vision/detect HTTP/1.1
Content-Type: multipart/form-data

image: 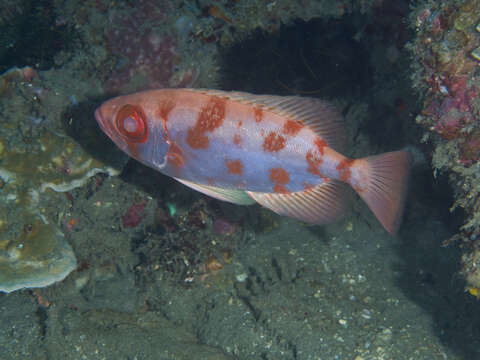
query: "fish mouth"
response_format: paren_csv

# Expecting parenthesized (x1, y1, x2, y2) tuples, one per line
(94, 108, 106, 132)
(95, 107, 116, 141)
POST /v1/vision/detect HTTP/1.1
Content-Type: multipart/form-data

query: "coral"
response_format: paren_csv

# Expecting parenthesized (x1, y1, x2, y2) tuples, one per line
(188, 0, 360, 46)
(213, 218, 237, 235)
(410, 0, 480, 291)
(122, 201, 147, 228)
(133, 199, 245, 285)
(98, 0, 386, 94)
(103, 0, 190, 94)
(1, 130, 120, 193)
(0, 66, 123, 292)
(0, 66, 37, 96)
(0, 212, 76, 293)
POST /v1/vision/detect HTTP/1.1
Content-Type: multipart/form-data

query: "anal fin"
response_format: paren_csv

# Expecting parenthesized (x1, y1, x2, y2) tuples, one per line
(246, 180, 350, 225)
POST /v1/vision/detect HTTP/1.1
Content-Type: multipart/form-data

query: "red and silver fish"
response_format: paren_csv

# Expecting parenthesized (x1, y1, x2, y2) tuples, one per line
(95, 89, 411, 234)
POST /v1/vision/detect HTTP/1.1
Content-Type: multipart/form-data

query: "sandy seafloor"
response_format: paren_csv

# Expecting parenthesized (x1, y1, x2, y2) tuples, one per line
(2, 4, 480, 360)
(1, 175, 479, 360)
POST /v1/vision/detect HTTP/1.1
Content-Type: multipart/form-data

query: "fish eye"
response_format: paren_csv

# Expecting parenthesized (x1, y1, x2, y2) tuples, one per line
(116, 104, 149, 143)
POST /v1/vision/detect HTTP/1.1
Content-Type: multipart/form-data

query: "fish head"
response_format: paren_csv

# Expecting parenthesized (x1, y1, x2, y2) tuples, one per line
(95, 92, 169, 168)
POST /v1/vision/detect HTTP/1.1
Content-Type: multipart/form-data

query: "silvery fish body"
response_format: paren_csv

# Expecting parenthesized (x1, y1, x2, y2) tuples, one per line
(95, 88, 411, 234)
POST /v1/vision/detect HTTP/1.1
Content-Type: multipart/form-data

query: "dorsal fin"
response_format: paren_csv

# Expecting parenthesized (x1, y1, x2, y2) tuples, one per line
(184, 88, 346, 151)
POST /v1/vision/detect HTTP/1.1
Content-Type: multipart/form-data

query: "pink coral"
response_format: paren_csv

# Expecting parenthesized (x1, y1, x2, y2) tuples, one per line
(426, 75, 478, 140)
(103, 0, 177, 94)
(441, 76, 478, 113)
(122, 201, 146, 228)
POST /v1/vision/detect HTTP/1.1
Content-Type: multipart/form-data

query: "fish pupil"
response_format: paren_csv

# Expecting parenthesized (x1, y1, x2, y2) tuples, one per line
(123, 116, 138, 133)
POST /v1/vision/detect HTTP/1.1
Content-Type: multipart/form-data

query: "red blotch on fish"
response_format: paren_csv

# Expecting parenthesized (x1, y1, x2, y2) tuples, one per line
(166, 142, 184, 167)
(283, 119, 303, 136)
(254, 107, 263, 123)
(233, 133, 242, 146)
(186, 97, 226, 149)
(157, 97, 176, 121)
(225, 159, 243, 175)
(263, 132, 286, 152)
(305, 138, 327, 176)
(306, 149, 323, 175)
(269, 167, 290, 193)
(314, 138, 327, 154)
(336, 158, 354, 182)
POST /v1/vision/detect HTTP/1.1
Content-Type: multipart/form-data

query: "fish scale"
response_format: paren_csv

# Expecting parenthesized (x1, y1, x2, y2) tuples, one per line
(167, 97, 325, 192)
(96, 88, 412, 235)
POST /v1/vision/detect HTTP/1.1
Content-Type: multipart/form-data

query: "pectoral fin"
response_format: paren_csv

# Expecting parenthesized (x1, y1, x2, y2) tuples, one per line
(174, 178, 256, 205)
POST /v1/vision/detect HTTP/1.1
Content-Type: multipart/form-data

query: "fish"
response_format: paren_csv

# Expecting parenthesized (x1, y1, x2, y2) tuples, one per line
(95, 88, 411, 235)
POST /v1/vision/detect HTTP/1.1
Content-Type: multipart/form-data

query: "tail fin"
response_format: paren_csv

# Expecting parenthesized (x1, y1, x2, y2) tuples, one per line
(354, 151, 412, 235)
